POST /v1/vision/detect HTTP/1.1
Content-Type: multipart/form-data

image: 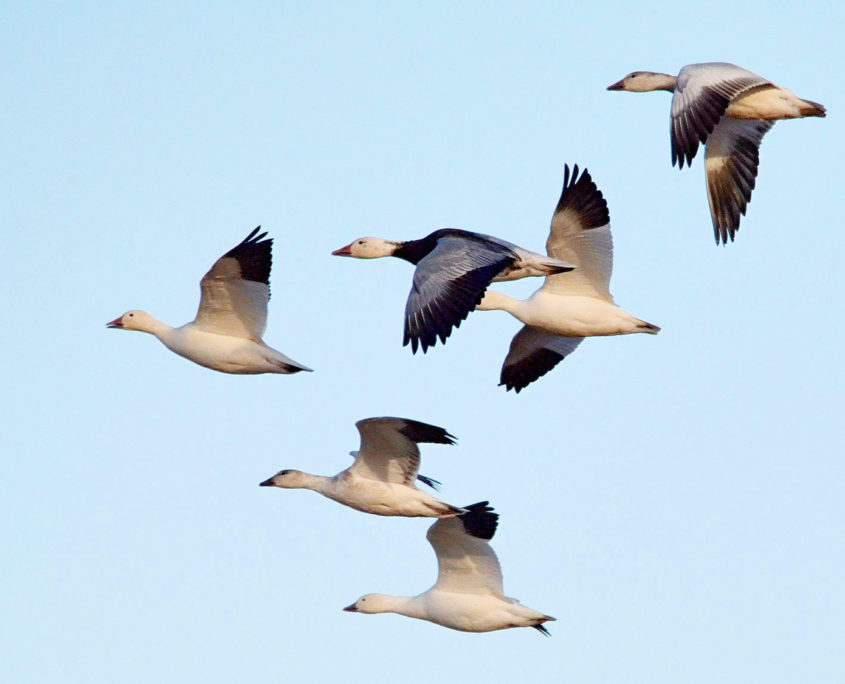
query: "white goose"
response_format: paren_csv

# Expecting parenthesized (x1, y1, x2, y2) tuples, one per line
(260, 417, 463, 517)
(343, 502, 556, 634)
(477, 165, 658, 392)
(332, 229, 575, 353)
(607, 62, 826, 244)
(107, 228, 311, 374)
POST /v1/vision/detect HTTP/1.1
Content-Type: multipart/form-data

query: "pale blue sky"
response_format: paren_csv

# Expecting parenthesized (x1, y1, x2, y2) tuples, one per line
(2, 2, 843, 682)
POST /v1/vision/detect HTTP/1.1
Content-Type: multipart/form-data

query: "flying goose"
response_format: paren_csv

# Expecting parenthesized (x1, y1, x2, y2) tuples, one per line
(477, 165, 658, 392)
(107, 228, 312, 374)
(332, 229, 575, 353)
(607, 62, 826, 244)
(343, 502, 556, 634)
(260, 417, 463, 517)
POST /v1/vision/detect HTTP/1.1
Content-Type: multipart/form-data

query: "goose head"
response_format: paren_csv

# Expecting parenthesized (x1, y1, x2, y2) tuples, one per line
(106, 310, 159, 333)
(332, 237, 400, 259)
(259, 469, 311, 489)
(607, 71, 677, 92)
(342, 593, 400, 614)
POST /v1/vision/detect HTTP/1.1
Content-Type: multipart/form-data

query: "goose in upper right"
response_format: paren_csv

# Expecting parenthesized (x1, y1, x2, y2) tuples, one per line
(607, 63, 826, 245)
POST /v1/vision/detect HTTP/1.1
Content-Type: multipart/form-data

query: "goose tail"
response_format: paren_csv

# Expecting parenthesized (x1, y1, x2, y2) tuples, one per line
(799, 98, 826, 118)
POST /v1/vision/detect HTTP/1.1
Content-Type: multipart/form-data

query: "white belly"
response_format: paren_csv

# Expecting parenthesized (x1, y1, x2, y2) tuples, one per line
(163, 327, 273, 374)
(322, 477, 445, 517)
(420, 592, 545, 632)
(727, 86, 808, 120)
(518, 292, 646, 337)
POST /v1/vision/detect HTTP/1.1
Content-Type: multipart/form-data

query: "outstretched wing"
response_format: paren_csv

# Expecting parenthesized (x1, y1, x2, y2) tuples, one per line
(499, 326, 584, 392)
(193, 227, 271, 340)
(542, 165, 613, 301)
(348, 417, 455, 485)
(671, 62, 770, 168)
(704, 118, 774, 244)
(349, 451, 441, 490)
(427, 502, 504, 596)
(404, 235, 516, 353)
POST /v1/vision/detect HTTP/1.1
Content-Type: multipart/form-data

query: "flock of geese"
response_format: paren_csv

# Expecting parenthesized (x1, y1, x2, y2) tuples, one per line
(108, 63, 825, 635)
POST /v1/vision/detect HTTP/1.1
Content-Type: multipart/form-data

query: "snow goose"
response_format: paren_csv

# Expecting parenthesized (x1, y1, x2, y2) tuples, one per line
(107, 227, 311, 374)
(607, 63, 826, 244)
(343, 502, 556, 634)
(260, 417, 463, 517)
(476, 165, 659, 392)
(332, 229, 575, 353)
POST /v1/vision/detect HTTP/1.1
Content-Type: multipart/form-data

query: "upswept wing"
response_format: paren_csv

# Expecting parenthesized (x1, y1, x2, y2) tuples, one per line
(404, 236, 515, 353)
(671, 62, 770, 168)
(542, 165, 613, 300)
(704, 118, 774, 244)
(193, 227, 271, 340)
(349, 450, 442, 490)
(500, 326, 584, 392)
(427, 502, 504, 596)
(348, 417, 455, 485)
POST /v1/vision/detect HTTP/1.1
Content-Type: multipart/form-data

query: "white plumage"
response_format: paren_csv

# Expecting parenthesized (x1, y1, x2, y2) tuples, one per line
(260, 417, 463, 517)
(107, 227, 311, 374)
(477, 165, 659, 392)
(343, 502, 555, 634)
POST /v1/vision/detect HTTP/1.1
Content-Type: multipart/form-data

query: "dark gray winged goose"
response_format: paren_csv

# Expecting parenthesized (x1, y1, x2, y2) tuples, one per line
(332, 229, 575, 352)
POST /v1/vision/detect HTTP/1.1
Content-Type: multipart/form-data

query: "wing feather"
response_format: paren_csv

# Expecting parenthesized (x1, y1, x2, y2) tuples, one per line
(500, 326, 584, 392)
(348, 417, 455, 485)
(704, 118, 773, 244)
(672, 63, 771, 167)
(427, 502, 504, 596)
(404, 236, 515, 353)
(542, 165, 613, 300)
(193, 227, 271, 340)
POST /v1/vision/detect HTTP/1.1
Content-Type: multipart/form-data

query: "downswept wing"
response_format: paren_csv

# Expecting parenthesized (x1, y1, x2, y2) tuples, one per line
(500, 326, 584, 393)
(704, 118, 774, 244)
(428, 502, 504, 596)
(671, 62, 771, 168)
(542, 165, 613, 301)
(193, 227, 271, 340)
(404, 235, 516, 353)
(348, 417, 455, 485)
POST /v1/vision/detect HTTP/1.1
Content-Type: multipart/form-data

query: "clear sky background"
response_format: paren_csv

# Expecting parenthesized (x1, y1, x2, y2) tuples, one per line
(2, 2, 843, 682)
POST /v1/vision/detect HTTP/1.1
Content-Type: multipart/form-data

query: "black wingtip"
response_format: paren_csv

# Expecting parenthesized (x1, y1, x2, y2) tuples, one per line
(458, 501, 498, 540)
(499, 347, 567, 394)
(533, 624, 552, 637)
(498, 379, 523, 394)
(398, 419, 457, 446)
(554, 164, 609, 229)
(416, 473, 442, 491)
(222, 226, 273, 285)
